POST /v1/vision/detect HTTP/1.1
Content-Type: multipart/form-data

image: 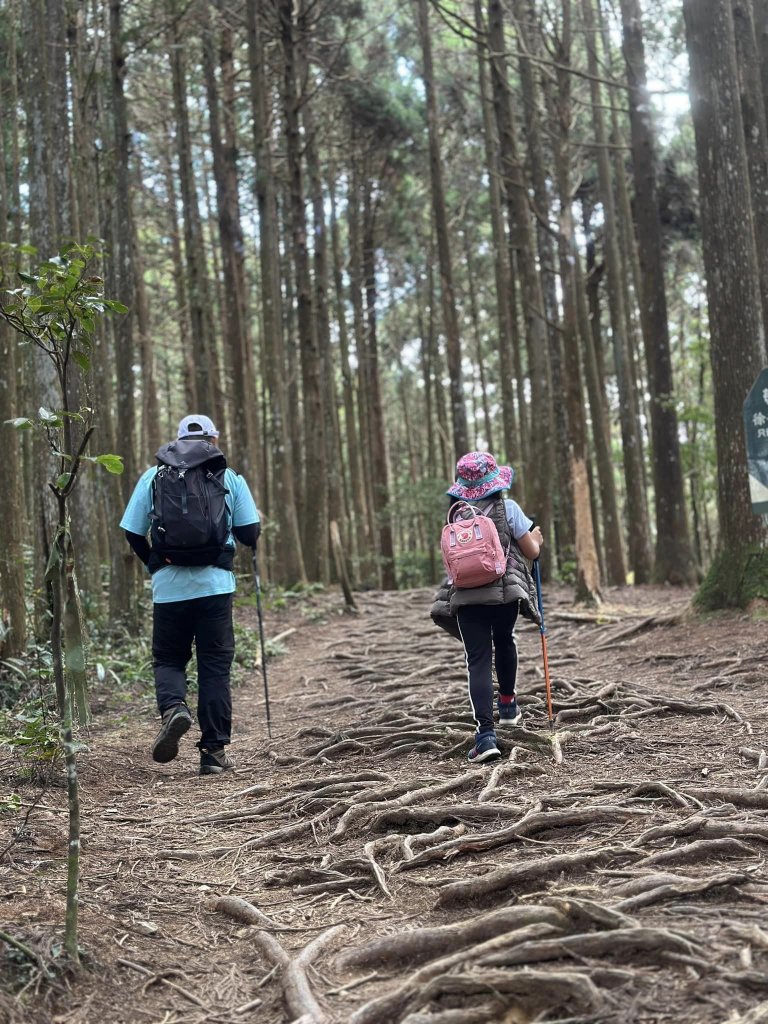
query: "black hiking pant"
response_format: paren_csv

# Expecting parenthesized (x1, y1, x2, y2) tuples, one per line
(457, 602, 519, 735)
(152, 593, 235, 750)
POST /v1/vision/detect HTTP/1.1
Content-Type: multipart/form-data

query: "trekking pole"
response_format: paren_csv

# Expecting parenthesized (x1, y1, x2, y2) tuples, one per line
(251, 549, 273, 739)
(532, 559, 556, 737)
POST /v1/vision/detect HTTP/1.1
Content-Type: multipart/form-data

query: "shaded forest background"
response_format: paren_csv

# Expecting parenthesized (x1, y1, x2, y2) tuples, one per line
(1, 0, 768, 659)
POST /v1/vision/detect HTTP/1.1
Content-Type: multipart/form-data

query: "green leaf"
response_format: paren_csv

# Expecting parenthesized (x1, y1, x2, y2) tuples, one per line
(5, 417, 34, 430)
(95, 453, 124, 474)
(72, 351, 90, 372)
(18, 244, 38, 255)
(38, 407, 60, 425)
(17, 272, 37, 284)
(55, 472, 72, 490)
(105, 300, 129, 314)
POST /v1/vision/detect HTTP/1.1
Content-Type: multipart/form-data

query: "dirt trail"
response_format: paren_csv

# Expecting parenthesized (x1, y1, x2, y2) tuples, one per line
(3, 585, 768, 1024)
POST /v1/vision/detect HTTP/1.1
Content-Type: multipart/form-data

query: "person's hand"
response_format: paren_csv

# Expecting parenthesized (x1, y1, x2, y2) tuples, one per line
(531, 525, 544, 547)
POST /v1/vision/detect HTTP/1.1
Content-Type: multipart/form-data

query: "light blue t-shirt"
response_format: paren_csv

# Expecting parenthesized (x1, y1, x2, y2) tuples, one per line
(468, 497, 533, 540)
(120, 465, 259, 604)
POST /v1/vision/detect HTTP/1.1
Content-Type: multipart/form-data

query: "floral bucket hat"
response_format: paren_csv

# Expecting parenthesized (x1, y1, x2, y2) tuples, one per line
(446, 451, 515, 501)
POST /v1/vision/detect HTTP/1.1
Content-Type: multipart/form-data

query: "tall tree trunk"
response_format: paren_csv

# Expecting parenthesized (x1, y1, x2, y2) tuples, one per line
(300, 31, 335, 583)
(416, 0, 468, 460)
(473, 0, 517, 467)
(583, 0, 652, 584)
(279, 0, 327, 581)
(515, 0, 564, 572)
(732, 0, 768, 357)
(488, 0, 552, 548)
(109, 0, 139, 624)
(462, 231, 494, 451)
(201, 1, 258, 484)
(348, 162, 379, 579)
(0, 124, 25, 657)
(168, 7, 217, 418)
(160, 136, 196, 411)
(245, 0, 305, 583)
(578, 202, 626, 586)
(620, 0, 696, 584)
(362, 183, 397, 590)
(683, 0, 768, 607)
(330, 178, 369, 567)
(552, 0, 602, 604)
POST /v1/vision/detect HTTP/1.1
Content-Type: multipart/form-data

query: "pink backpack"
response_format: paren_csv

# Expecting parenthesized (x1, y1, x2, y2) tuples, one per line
(441, 502, 507, 589)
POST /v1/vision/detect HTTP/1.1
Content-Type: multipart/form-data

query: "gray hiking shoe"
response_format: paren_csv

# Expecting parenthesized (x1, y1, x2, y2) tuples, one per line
(151, 704, 193, 763)
(200, 748, 235, 776)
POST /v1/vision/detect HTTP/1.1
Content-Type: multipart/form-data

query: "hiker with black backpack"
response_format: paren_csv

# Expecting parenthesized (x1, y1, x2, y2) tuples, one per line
(120, 415, 260, 776)
(431, 451, 543, 764)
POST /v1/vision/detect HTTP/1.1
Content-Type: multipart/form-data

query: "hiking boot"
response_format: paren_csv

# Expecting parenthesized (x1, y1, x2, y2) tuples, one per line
(467, 732, 501, 764)
(151, 704, 192, 763)
(498, 696, 523, 728)
(200, 748, 235, 775)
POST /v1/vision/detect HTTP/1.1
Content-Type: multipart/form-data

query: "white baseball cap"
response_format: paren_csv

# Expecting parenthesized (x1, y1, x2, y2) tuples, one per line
(177, 414, 219, 439)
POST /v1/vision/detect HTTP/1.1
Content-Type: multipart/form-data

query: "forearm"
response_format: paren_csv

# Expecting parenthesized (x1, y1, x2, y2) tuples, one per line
(233, 521, 261, 548)
(125, 530, 151, 565)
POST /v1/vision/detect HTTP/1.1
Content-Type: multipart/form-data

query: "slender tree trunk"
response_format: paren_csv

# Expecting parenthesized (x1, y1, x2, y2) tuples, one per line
(348, 163, 379, 578)
(732, 0, 768, 357)
(620, 0, 696, 584)
(279, 0, 327, 581)
(201, 2, 258, 484)
(462, 231, 494, 451)
(578, 204, 625, 585)
(552, 0, 602, 604)
(417, 0, 468, 460)
(0, 124, 25, 657)
(753, 0, 768, 113)
(488, 0, 552, 544)
(474, 0, 517, 466)
(584, 0, 652, 583)
(168, 7, 217, 419)
(109, 0, 140, 624)
(683, 0, 768, 607)
(362, 184, 397, 590)
(245, 0, 305, 583)
(160, 138, 196, 410)
(330, 178, 368, 567)
(300, 33, 335, 582)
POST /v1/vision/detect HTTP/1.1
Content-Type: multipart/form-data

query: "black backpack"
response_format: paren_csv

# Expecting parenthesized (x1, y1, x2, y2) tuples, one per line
(147, 439, 232, 574)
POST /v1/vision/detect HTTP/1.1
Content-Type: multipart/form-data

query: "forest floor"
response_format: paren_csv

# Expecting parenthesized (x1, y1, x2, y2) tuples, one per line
(2, 583, 768, 1024)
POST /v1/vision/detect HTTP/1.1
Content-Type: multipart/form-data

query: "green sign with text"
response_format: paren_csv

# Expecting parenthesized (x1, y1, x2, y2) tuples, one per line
(745, 367, 768, 515)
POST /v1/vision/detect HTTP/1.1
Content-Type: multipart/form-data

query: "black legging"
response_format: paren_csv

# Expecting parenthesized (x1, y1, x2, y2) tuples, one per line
(456, 602, 519, 735)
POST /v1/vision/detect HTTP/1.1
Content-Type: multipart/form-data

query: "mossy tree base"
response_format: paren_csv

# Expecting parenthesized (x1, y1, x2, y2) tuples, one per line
(695, 546, 768, 611)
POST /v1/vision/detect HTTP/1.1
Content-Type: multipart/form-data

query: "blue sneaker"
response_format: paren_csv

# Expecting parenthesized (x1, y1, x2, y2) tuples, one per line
(467, 732, 501, 764)
(498, 697, 523, 727)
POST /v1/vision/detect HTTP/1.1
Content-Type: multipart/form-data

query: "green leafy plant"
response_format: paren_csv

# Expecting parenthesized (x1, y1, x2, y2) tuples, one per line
(0, 793, 21, 814)
(0, 701, 60, 767)
(0, 240, 126, 963)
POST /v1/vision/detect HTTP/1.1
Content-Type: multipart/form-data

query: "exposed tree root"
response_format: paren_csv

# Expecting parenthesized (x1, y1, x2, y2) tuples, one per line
(614, 871, 750, 911)
(335, 905, 569, 972)
(397, 805, 650, 871)
(213, 897, 344, 1023)
(434, 846, 630, 908)
(475, 925, 701, 969)
(347, 922, 565, 1024)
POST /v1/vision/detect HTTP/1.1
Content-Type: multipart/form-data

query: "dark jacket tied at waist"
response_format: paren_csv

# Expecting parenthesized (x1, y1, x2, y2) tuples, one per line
(430, 497, 541, 640)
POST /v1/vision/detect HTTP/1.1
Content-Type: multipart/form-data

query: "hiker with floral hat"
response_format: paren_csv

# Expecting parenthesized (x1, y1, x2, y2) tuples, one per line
(431, 451, 543, 763)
